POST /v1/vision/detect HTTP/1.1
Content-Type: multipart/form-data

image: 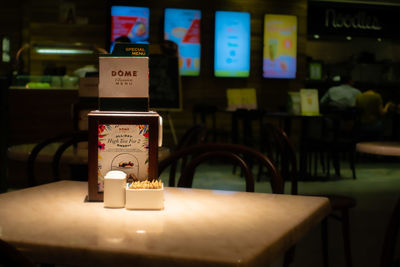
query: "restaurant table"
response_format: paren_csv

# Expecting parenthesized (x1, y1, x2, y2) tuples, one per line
(356, 141, 400, 156)
(0, 181, 330, 267)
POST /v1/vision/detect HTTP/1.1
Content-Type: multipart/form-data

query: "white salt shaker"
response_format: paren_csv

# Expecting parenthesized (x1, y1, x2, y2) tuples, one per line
(104, 170, 127, 208)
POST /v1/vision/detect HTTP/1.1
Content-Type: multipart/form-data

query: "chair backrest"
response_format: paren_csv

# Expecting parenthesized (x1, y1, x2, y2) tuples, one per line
(176, 124, 208, 151)
(178, 150, 254, 192)
(231, 109, 264, 147)
(52, 131, 88, 181)
(158, 143, 283, 194)
(0, 239, 35, 267)
(72, 101, 98, 132)
(324, 107, 359, 142)
(27, 131, 88, 186)
(192, 104, 217, 142)
(168, 124, 208, 186)
(261, 122, 298, 195)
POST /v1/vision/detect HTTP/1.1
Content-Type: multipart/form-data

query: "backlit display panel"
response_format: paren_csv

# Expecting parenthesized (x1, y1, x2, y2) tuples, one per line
(164, 8, 201, 76)
(214, 11, 250, 77)
(110, 6, 150, 52)
(263, 14, 297, 79)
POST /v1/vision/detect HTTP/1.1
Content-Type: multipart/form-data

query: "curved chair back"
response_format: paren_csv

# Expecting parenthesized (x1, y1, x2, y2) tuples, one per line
(192, 104, 218, 142)
(176, 124, 208, 150)
(168, 124, 208, 186)
(178, 150, 254, 192)
(52, 131, 88, 181)
(159, 143, 283, 194)
(262, 122, 298, 195)
(27, 131, 88, 186)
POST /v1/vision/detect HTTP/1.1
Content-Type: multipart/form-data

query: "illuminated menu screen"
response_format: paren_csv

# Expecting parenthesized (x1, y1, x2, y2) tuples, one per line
(214, 11, 250, 78)
(263, 14, 297, 79)
(164, 8, 201, 76)
(110, 6, 150, 52)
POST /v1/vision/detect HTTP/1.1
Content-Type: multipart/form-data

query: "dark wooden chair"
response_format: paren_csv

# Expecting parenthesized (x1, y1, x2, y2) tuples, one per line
(52, 130, 89, 181)
(167, 124, 208, 187)
(262, 122, 356, 267)
(0, 239, 35, 267)
(158, 143, 283, 194)
(301, 108, 358, 179)
(27, 131, 88, 186)
(71, 100, 98, 132)
(179, 150, 254, 192)
(231, 109, 264, 148)
(192, 104, 218, 142)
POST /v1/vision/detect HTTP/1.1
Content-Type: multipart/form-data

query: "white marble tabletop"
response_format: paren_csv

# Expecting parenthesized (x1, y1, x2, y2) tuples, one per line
(356, 141, 400, 156)
(0, 181, 330, 267)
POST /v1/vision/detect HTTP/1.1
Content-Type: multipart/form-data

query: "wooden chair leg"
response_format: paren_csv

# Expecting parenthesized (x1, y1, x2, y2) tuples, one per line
(320, 151, 326, 174)
(321, 218, 329, 267)
(327, 153, 330, 178)
(341, 208, 353, 267)
(283, 245, 296, 267)
(314, 152, 318, 176)
(349, 151, 356, 180)
(333, 152, 340, 177)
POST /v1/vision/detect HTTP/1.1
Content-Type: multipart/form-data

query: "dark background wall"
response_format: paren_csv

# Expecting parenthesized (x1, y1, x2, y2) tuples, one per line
(5, 0, 400, 145)
(2, 0, 308, 145)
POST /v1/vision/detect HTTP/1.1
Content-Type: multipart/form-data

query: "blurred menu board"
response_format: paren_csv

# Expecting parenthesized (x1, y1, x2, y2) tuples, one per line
(164, 8, 201, 76)
(110, 6, 149, 52)
(263, 14, 297, 79)
(214, 11, 250, 78)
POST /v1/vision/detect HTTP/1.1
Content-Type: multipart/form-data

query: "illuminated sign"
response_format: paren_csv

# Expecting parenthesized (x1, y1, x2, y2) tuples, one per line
(214, 11, 250, 78)
(263, 14, 297, 79)
(164, 8, 201, 76)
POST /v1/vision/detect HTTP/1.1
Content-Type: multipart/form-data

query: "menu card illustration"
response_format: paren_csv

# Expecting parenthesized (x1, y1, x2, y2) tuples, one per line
(110, 6, 150, 52)
(98, 124, 149, 192)
(164, 8, 201, 76)
(263, 14, 297, 79)
(214, 11, 250, 77)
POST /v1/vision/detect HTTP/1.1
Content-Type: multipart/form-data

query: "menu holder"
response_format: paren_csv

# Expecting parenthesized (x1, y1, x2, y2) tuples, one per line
(300, 89, 320, 116)
(288, 91, 301, 115)
(88, 110, 160, 202)
(226, 88, 257, 111)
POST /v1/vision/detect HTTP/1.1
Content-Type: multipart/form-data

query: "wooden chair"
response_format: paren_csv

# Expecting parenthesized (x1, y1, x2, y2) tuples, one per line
(167, 124, 208, 187)
(71, 100, 98, 132)
(192, 104, 218, 142)
(231, 109, 264, 148)
(262, 122, 356, 267)
(0, 239, 35, 267)
(158, 143, 283, 194)
(27, 131, 88, 186)
(179, 150, 254, 192)
(301, 108, 357, 179)
(52, 130, 88, 181)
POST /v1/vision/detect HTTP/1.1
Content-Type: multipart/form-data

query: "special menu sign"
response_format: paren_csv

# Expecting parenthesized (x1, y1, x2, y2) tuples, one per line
(307, 1, 400, 39)
(99, 43, 149, 111)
